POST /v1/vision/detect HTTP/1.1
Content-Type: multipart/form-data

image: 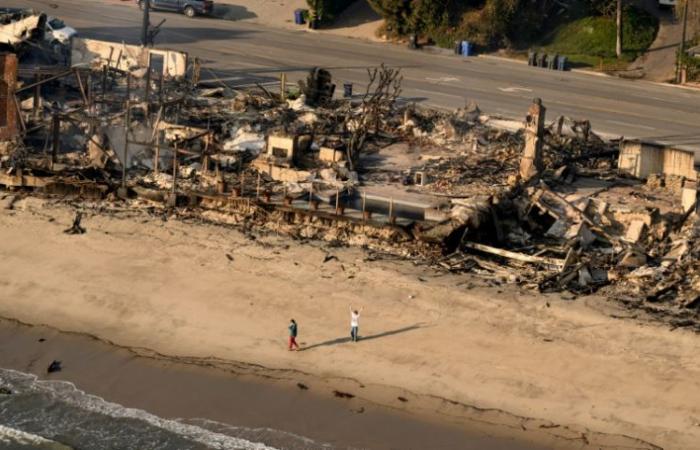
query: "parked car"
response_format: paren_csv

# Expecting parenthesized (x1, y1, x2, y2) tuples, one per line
(137, 0, 213, 18)
(44, 17, 77, 52)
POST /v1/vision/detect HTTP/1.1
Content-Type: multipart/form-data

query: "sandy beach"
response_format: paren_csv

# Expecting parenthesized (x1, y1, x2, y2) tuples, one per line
(0, 196, 699, 449)
(0, 318, 542, 450)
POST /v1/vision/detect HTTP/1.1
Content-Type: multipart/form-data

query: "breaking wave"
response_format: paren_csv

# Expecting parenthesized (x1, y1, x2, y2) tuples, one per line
(0, 367, 316, 450)
(0, 424, 72, 450)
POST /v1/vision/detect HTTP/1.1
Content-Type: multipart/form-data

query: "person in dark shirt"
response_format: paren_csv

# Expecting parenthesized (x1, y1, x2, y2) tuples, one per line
(288, 319, 300, 351)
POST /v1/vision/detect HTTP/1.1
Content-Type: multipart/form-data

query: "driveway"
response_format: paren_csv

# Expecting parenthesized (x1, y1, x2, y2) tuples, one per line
(631, 0, 690, 81)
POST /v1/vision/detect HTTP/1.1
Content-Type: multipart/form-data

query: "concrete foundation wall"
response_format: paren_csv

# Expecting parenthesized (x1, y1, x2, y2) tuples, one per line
(71, 38, 187, 79)
(619, 141, 697, 180)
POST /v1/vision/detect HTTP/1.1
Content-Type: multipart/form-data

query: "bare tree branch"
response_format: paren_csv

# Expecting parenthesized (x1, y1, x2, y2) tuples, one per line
(344, 64, 402, 169)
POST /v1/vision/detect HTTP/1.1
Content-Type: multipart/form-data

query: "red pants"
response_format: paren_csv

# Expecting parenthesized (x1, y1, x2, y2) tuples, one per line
(288, 336, 299, 350)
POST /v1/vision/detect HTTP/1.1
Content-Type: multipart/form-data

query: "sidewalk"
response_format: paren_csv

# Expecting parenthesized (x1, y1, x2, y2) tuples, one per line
(212, 0, 383, 41)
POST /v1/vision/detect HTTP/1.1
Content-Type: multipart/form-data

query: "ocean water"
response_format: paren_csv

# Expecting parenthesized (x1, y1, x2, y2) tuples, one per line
(0, 368, 336, 450)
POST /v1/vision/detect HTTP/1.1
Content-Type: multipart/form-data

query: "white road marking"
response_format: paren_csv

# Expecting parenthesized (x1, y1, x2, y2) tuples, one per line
(606, 120, 656, 131)
(498, 87, 533, 93)
(425, 76, 460, 84)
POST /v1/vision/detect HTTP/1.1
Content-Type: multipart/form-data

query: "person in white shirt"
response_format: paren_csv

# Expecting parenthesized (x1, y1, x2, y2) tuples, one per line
(350, 306, 363, 342)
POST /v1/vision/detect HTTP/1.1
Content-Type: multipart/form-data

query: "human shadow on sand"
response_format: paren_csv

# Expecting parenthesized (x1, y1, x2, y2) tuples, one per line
(301, 324, 424, 351)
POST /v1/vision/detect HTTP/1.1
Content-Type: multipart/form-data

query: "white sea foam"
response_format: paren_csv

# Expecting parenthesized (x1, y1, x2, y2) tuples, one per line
(1, 368, 279, 450)
(0, 424, 72, 449)
(182, 418, 339, 450)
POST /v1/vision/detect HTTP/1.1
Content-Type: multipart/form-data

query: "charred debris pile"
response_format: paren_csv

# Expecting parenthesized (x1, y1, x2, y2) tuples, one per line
(0, 39, 698, 329)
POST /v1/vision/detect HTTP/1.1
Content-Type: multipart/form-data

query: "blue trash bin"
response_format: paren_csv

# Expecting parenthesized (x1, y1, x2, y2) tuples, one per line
(460, 41, 472, 56)
(343, 83, 353, 98)
(294, 9, 305, 25)
(557, 55, 567, 71)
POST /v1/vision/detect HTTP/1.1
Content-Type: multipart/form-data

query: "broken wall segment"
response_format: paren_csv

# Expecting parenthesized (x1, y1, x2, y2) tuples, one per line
(618, 140, 697, 180)
(682, 180, 698, 213)
(265, 135, 297, 164)
(71, 38, 188, 79)
(318, 147, 345, 163)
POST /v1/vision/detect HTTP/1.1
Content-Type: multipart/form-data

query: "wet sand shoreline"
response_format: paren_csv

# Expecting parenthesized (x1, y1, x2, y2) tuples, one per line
(0, 317, 545, 450)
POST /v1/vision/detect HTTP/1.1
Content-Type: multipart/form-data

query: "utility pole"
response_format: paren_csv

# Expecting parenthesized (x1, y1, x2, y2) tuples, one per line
(677, 0, 690, 83)
(616, 0, 623, 58)
(141, 0, 151, 46)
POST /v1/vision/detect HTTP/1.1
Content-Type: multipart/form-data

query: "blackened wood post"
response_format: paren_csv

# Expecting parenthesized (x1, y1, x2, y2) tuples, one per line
(122, 107, 130, 190)
(145, 57, 152, 111)
(33, 73, 40, 120)
(256, 172, 261, 200)
(126, 71, 131, 105)
(335, 188, 340, 215)
(102, 65, 108, 99)
(154, 131, 160, 174)
(74, 69, 88, 105)
(86, 71, 93, 112)
(51, 113, 60, 168)
(158, 73, 164, 105)
(172, 141, 178, 196)
(122, 73, 132, 191)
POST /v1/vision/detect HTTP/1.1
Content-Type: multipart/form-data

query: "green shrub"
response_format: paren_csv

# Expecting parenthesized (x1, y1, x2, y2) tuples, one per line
(365, 0, 657, 63)
(367, 0, 550, 49)
(540, 5, 658, 64)
(680, 49, 700, 81)
(307, 0, 357, 23)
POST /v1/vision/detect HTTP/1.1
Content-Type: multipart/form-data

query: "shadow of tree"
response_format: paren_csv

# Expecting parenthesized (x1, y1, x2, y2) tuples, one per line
(301, 323, 425, 351)
(210, 4, 256, 22)
(76, 26, 256, 46)
(320, 0, 381, 31)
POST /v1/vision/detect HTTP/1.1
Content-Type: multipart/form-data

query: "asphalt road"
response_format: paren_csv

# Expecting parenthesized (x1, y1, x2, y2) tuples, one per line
(15, 0, 700, 151)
